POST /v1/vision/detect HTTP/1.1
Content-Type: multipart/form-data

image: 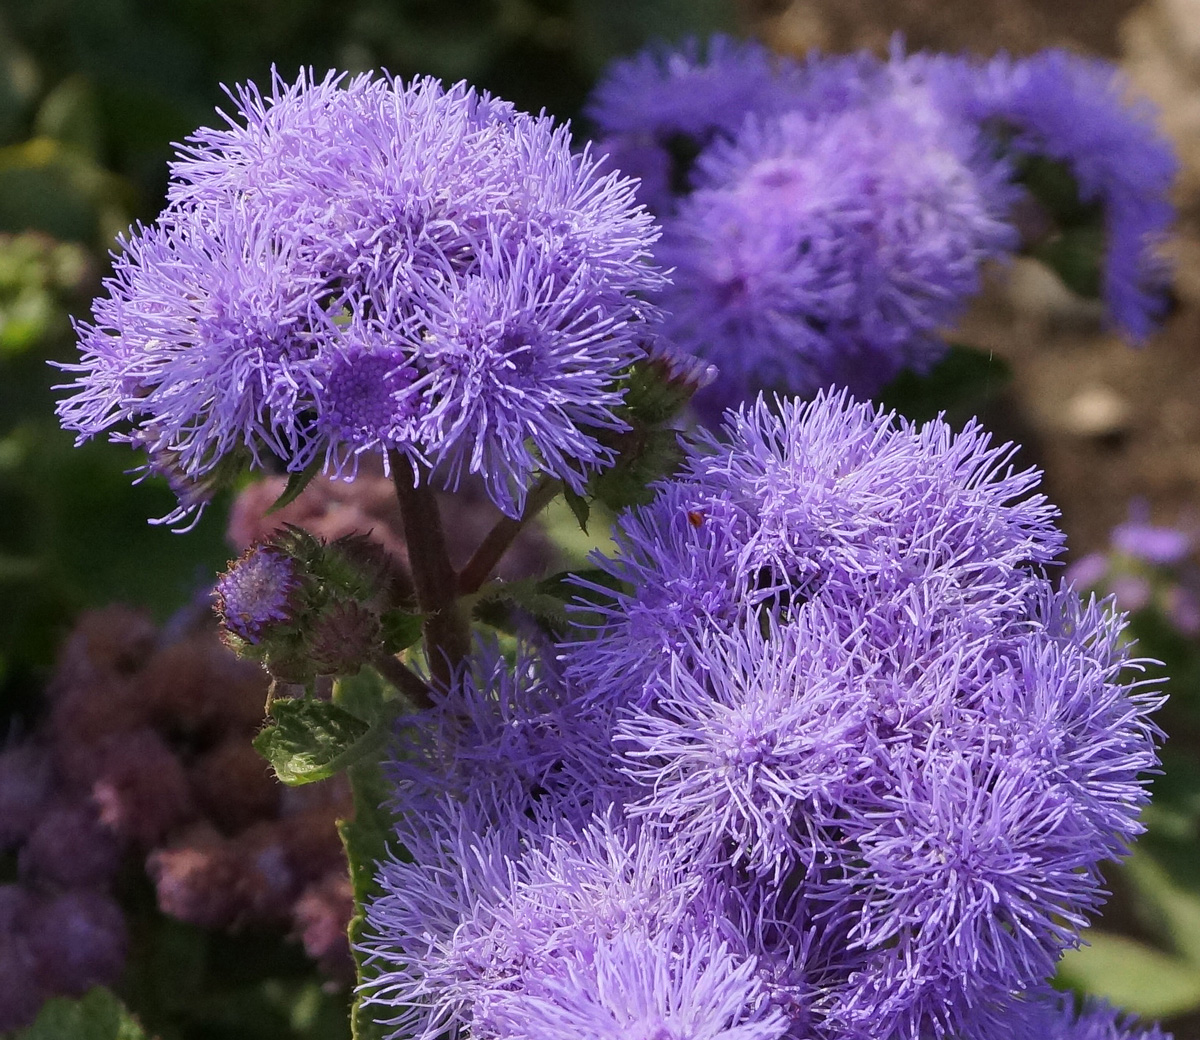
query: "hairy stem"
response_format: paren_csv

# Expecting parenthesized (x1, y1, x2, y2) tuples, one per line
(457, 477, 561, 595)
(389, 458, 470, 687)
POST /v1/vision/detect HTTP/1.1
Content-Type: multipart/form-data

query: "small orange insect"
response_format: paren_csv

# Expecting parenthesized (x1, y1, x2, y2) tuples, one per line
(686, 509, 706, 528)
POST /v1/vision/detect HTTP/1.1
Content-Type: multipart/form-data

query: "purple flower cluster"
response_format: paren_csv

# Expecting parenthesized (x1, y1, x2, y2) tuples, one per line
(57, 70, 666, 520)
(587, 38, 1175, 409)
(362, 393, 1165, 1040)
(924, 49, 1178, 342)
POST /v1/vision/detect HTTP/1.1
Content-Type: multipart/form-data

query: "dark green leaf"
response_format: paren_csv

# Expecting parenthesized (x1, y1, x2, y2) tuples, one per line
(880, 344, 1012, 424)
(589, 427, 682, 512)
(1030, 227, 1104, 299)
(253, 696, 373, 785)
(474, 577, 571, 635)
(339, 756, 396, 1040)
(378, 609, 423, 654)
(266, 458, 323, 515)
(562, 485, 590, 532)
(15, 987, 149, 1040)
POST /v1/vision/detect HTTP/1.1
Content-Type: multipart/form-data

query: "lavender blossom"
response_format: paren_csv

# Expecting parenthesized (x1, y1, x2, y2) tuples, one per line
(586, 35, 805, 210)
(363, 799, 718, 1040)
(927, 49, 1177, 340)
(568, 391, 1064, 706)
(58, 69, 666, 520)
(385, 639, 617, 824)
(567, 392, 1161, 1039)
(656, 86, 1016, 406)
(487, 928, 787, 1040)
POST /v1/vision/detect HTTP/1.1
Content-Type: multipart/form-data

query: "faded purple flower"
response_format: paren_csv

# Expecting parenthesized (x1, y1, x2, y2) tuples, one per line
(1112, 501, 1192, 565)
(587, 35, 807, 210)
(656, 84, 1016, 406)
(59, 69, 666, 520)
(926, 49, 1177, 341)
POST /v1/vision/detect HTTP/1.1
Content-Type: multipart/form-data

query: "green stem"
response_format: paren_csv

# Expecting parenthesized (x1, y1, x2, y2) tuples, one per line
(457, 477, 560, 595)
(371, 651, 433, 710)
(389, 457, 470, 687)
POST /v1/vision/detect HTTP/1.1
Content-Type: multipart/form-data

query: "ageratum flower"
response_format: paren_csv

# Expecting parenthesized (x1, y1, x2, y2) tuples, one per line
(568, 391, 1064, 705)
(924, 49, 1177, 341)
(58, 70, 665, 520)
(486, 928, 787, 1040)
(586, 35, 806, 211)
(385, 639, 618, 825)
(657, 84, 1016, 406)
(567, 392, 1162, 1039)
(362, 795, 749, 1040)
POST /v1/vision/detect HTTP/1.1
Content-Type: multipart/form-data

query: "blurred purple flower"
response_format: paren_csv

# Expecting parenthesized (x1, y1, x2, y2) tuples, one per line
(656, 86, 1016, 405)
(928, 49, 1177, 341)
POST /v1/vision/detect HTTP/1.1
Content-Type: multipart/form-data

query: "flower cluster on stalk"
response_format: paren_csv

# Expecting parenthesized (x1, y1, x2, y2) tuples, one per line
(362, 393, 1166, 1040)
(587, 37, 1176, 411)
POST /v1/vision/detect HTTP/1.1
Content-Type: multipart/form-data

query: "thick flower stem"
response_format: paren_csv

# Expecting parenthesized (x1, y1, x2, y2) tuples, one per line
(371, 652, 434, 710)
(390, 459, 470, 688)
(457, 477, 561, 595)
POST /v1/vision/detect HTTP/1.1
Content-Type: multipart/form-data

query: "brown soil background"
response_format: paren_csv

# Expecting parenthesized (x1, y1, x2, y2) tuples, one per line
(739, 0, 1200, 561)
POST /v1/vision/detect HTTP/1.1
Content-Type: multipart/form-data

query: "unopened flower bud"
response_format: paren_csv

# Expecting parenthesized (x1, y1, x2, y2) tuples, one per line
(308, 600, 382, 677)
(215, 543, 303, 645)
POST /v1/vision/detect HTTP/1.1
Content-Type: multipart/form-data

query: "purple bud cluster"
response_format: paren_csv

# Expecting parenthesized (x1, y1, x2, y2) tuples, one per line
(362, 393, 1165, 1040)
(586, 37, 1175, 411)
(57, 70, 666, 522)
(1068, 500, 1200, 637)
(0, 606, 358, 1029)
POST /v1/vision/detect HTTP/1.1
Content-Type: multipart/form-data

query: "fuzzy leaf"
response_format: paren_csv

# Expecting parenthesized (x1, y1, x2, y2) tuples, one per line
(339, 756, 395, 1040)
(253, 696, 373, 785)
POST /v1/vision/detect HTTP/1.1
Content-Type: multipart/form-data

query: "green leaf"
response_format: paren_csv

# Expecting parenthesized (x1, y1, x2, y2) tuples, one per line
(562, 485, 590, 532)
(339, 755, 396, 1040)
(1030, 227, 1104, 299)
(1016, 154, 1103, 229)
(378, 609, 423, 654)
(253, 696, 373, 785)
(589, 427, 682, 512)
(1123, 847, 1200, 967)
(880, 344, 1012, 424)
(15, 987, 149, 1040)
(1057, 932, 1200, 1018)
(474, 577, 571, 635)
(266, 458, 323, 515)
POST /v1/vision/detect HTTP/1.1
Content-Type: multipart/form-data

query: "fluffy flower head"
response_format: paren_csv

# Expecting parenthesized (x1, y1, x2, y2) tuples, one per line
(58, 69, 665, 519)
